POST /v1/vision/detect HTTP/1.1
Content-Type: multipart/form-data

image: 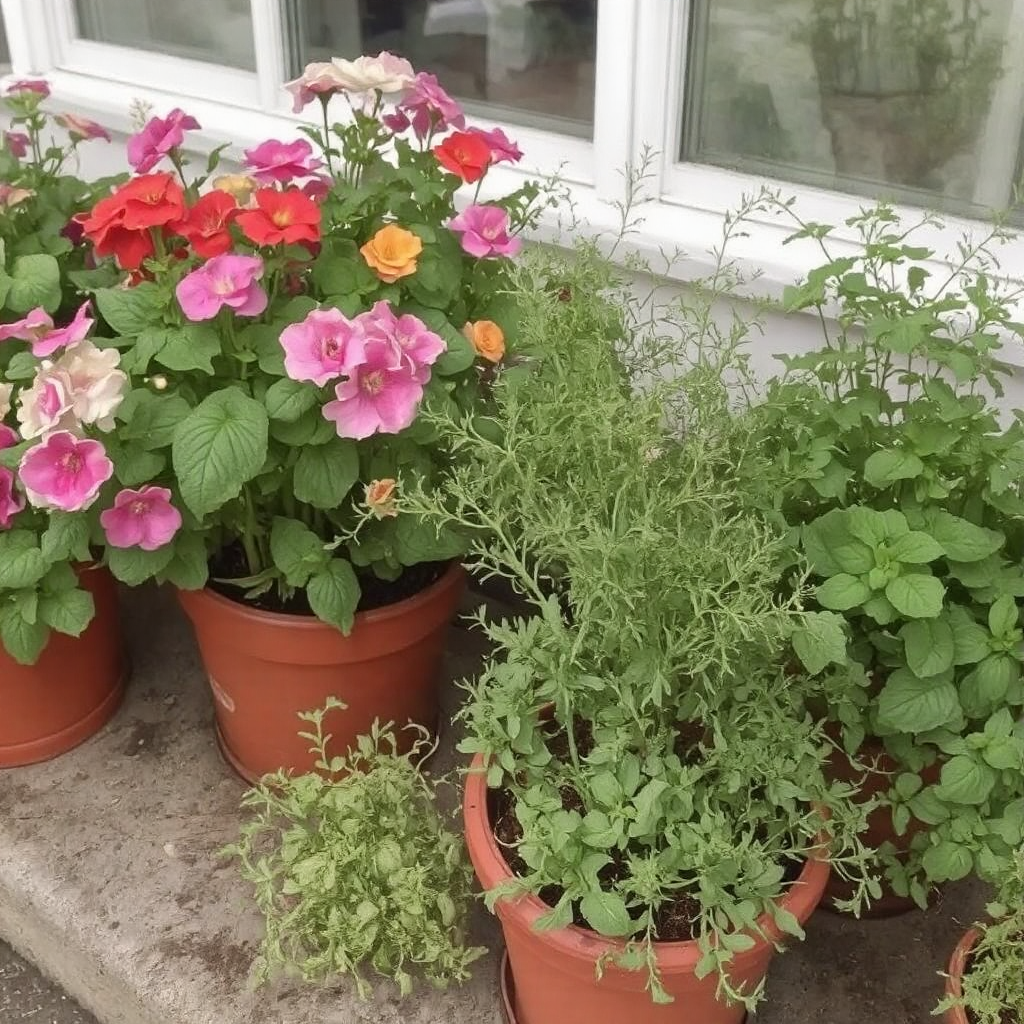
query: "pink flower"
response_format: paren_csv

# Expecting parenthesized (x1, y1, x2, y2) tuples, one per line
(0, 307, 53, 346)
(0, 467, 24, 528)
(56, 113, 111, 142)
(19, 432, 113, 512)
(243, 138, 323, 185)
(322, 339, 424, 439)
(302, 176, 332, 203)
(284, 62, 350, 113)
(280, 308, 366, 387)
(16, 373, 74, 440)
(6, 79, 49, 98)
(383, 72, 465, 138)
(100, 485, 182, 551)
(0, 423, 18, 449)
(176, 254, 268, 321)
(468, 126, 522, 165)
(448, 204, 522, 258)
(4, 131, 28, 157)
(127, 108, 200, 174)
(34, 301, 94, 358)
(360, 301, 445, 380)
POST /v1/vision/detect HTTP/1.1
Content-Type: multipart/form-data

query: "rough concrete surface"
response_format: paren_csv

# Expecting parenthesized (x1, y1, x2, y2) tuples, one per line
(1, 941, 97, 1023)
(0, 584, 991, 1024)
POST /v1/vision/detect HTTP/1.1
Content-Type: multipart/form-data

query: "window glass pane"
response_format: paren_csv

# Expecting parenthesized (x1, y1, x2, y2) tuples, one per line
(683, 0, 1024, 217)
(74, 0, 257, 71)
(291, 0, 596, 137)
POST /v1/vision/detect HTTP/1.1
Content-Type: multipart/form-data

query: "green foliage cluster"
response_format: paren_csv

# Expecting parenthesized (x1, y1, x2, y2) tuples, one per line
(225, 699, 483, 997)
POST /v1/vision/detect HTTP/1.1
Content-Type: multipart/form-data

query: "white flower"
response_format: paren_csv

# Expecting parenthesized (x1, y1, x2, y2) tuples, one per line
(16, 369, 77, 439)
(0, 382, 12, 418)
(56, 340, 127, 430)
(330, 52, 414, 95)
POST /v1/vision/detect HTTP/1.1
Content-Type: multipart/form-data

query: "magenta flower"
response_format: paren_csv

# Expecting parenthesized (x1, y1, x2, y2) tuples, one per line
(34, 301, 94, 358)
(19, 432, 113, 512)
(127, 108, 200, 174)
(361, 301, 445, 380)
(322, 339, 424, 439)
(4, 131, 28, 157)
(0, 307, 52, 346)
(383, 72, 465, 139)
(100, 485, 182, 551)
(0, 467, 24, 528)
(6, 79, 49, 98)
(280, 308, 366, 387)
(243, 138, 323, 184)
(56, 113, 111, 142)
(302, 175, 332, 203)
(469, 126, 522, 165)
(0, 424, 18, 449)
(176, 254, 268, 322)
(448, 204, 522, 258)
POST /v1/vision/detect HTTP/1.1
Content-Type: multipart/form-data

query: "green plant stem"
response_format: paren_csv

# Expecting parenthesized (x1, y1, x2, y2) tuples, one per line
(320, 98, 335, 179)
(241, 488, 261, 576)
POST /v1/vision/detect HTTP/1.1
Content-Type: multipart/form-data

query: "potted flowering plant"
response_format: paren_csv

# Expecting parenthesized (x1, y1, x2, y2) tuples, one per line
(410, 235, 874, 1024)
(77, 54, 545, 780)
(0, 78, 127, 766)
(756, 202, 1024, 911)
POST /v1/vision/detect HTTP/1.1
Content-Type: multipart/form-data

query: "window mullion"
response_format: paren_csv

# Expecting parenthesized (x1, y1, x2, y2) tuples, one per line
(250, 0, 288, 114)
(2, 0, 63, 74)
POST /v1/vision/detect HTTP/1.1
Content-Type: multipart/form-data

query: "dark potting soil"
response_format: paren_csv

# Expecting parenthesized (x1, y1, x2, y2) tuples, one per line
(208, 542, 447, 616)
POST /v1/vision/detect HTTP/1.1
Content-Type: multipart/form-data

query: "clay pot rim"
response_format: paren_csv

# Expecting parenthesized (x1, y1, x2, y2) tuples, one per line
(463, 754, 830, 969)
(182, 560, 464, 631)
(944, 927, 981, 1023)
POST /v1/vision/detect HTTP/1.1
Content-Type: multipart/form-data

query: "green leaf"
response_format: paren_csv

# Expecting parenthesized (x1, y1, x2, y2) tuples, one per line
(40, 513, 92, 562)
(270, 517, 328, 588)
(0, 530, 47, 589)
(921, 842, 973, 883)
(923, 510, 1003, 563)
(393, 514, 465, 565)
(0, 602, 48, 664)
(863, 449, 924, 488)
(988, 595, 1019, 638)
(885, 574, 944, 618)
(960, 655, 1018, 714)
(579, 890, 633, 937)
(948, 605, 990, 666)
(876, 669, 960, 733)
(7, 253, 61, 313)
(900, 617, 954, 678)
(816, 573, 871, 611)
(38, 587, 95, 637)
(160, 532, 209, 590)
(889, 531, 945, 564)
(845, 506, 888, 547)
(107, 544, 175, 586)
(120, 392, 191, 450)
(106, 437, 165, 486)
(265, 378, 318, 422)
(172, 389, 268, 516)
(94, 282, 164, 335)
(792, 611, 848, 674)
(307, 559, 361, 634)
(936, 755, 996, 805)
(982, 736, 1022, 771)
(293, 438, 359, 509)
(153, 324, 222, 374)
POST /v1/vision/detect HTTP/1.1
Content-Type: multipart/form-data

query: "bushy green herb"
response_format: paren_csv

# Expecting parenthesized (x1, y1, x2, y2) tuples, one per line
(225, 699, 483, 998)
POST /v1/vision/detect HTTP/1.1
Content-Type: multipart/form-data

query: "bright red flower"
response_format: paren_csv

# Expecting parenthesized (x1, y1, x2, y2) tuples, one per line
(236, 188, 321, 247)
(171, 191, 237, 258)
(433, 131, 492, 183)
(113, 173, 186, 230)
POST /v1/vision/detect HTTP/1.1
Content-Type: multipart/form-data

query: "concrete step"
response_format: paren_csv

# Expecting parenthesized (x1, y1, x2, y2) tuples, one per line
(1, 940, 97, 1023)
(0, 584, 989, 1024)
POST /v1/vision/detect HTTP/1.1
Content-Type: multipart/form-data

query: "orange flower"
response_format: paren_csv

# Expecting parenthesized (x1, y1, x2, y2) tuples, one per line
(360, 224, 422, 283)
(463, 320, 505, 363)
(364, 478, 398, 519)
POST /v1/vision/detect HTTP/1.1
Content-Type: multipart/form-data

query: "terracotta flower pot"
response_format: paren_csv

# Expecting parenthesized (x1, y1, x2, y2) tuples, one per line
(824, 736, 941, 916)
(0, 566, 125, 767)
(464, 755, 830, 1024)
(943, 928, 980, 1024)
(176, 562, 465, 783)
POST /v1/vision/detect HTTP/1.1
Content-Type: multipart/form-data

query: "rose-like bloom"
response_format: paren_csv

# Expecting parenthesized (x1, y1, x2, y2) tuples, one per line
(80, 173, 186, 270)
(16, 372, 75, 440)
(0, 467, 24, 528)
(212, 173, 258, 206)
(56, 340, 128, 430)
(468, 126, 522, 165)
(279, 307, 366, 386)
(322, 339, 424, 439)
(0, 383, 13, 419)
(236, 188, 321, 247)
(284, 61, 350, 113)
(243, 138, 323, 185)
(0, 184, 34, 208)
(6, 79, 49, 98)
(19, 432, 113, 512)
(170, 191, 237, 259)
(463, 320, 505, 363)
(448, 204, 521, 258)
(331, 52, 414, 95)
(0, 423, 18, 449)
(383, 72, 465, 139)
(2, 301, 94, 359)
(127, 108, 200, 173)
(360, 224, 422, 283)
(4, 131, 28, 158)
(364, 479, 398, 519)
(176, 253, 268, 321)
(56, 113, 111, 142)
(100, 485, 182, 551)
(302, 175, 332, 203)
(433, 131, 492, 183)
(361, 301, 444, 379)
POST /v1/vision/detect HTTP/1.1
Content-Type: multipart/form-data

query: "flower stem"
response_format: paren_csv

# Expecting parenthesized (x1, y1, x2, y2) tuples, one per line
(240, 487, 261, 575)
(320, 98, 335, 179)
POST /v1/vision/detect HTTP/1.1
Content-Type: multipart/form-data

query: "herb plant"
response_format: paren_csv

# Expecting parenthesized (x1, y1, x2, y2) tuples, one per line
(226, 697, 483, 997)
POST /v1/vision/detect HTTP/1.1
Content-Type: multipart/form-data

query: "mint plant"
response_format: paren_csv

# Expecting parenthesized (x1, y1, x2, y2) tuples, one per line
(225, 698, 483, 997)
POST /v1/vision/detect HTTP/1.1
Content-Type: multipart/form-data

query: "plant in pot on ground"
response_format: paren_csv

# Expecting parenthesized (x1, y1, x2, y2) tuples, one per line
(74, 54, 548, 779)
(937, 847, 1024, 1023)
(0, 79, 128, 765)
(226, 697, 483, 997)
(754, 200, 1024, 910)
(409, 227, 876, 1023)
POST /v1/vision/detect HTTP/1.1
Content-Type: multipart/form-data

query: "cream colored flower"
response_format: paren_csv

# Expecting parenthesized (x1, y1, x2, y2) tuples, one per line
(365, 478, 398, 519)
(331, 52, 414, 95)
(0, 382, 12, 418)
